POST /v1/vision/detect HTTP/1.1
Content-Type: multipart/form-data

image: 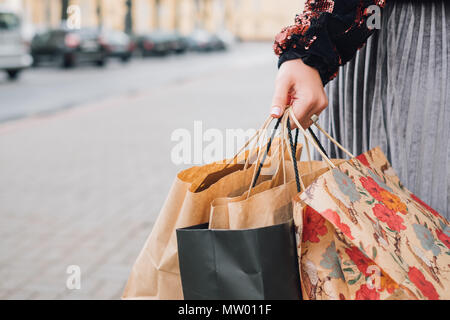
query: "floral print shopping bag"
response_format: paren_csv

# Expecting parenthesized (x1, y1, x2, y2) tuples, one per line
(289, 110, 450, 300)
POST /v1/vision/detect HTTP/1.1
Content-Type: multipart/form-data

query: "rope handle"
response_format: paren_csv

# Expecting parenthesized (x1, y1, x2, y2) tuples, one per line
(288, 109, 356, 170)
(250, 117, 282, 188)
(281, 112, 305, 191)
(196, 116, 273, 193)
(288, 108, 336, 169)
(287, 117, 302, 193)
(247, 117, 301, 198)
(225, 115, 273, 167)
(310, 114, 354, 158)
(308, 127, 330, 159)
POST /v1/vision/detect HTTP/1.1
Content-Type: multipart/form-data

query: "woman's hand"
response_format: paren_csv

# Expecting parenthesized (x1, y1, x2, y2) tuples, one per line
(270, 59, 328, 129)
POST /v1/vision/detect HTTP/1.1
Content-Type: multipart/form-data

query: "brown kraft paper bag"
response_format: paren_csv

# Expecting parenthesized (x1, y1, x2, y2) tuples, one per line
(210, 157, 345, 230)
(122, 127, 302, 299)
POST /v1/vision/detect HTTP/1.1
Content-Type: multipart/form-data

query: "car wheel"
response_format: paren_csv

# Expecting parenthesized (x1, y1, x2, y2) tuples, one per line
(95, 58, 107, 67)
(6, 69, 20, 80)
(32, 57, 39, 67)
(62, 54, 75, 68)
(120, 55, 131, 63)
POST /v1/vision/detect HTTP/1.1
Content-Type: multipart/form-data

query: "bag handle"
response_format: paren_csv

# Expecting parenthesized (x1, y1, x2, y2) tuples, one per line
(196, 115, 299, 193)
(243, 118, 269, 170)
(287, 117, 302, 193)
(288, 109, 355, 169)
(246, 117, 286, 199)
(246, 115, 302, 199)
(264, 120, 301, 189)
(308, 127, 330, 159)
(280, 111, 305, 192)
(288, 108, 336, 169)
(310, 114, 355, 158)
(250, 117, 282, 188)
(225, 115, 273, 167)
(301, 117, 330, 172)
(302, 131, 313, 173)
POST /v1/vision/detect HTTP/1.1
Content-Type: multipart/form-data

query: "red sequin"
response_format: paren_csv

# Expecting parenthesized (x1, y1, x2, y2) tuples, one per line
(273, 0, 386, 82)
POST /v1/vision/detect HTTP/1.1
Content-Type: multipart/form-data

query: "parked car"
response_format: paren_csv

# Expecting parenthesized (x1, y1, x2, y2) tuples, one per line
(216, 30, 238, 48)
(167, 32, 188, 54)
(186, 30, 227, 52)
(134, 31, 175, 57)
(101, 29, 135, 62)
(210, 34, 226, 51)
(31, 27, 108, 68)
(0, 7, 33, 80)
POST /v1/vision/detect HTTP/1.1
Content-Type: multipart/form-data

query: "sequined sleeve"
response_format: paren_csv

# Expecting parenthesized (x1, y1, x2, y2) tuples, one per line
(274, 0, 386, 85)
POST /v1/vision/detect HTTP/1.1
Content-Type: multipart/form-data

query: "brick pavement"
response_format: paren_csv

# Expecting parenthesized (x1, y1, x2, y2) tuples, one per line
(0, 45, 280, 299)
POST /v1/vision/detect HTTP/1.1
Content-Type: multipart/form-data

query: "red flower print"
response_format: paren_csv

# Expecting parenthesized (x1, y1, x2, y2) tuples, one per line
(360, 176, 384, 202)
(410, 193, 441, 218)
(360, 174, 407, 214)
(356, 153, 371, 168)
(302, 206, 328, 243)
(320, 209, 354, 240)
(372, 203, 406, 232)
(408, 267, 439, 300)
(345, 246, 373, 276)
(436, 230, 450, 249)
(355, 284, 380, 300)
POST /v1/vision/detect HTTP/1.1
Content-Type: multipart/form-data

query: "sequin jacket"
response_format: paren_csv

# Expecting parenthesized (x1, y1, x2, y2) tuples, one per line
(274, 0, 386, 85)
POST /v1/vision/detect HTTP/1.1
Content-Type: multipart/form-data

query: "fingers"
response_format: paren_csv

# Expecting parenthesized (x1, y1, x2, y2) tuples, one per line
(270, 78, 290, 118)
(290, 94, 328, 129)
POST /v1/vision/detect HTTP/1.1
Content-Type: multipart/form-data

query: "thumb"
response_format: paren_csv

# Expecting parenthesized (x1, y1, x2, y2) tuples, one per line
(270, 79, 290, 118)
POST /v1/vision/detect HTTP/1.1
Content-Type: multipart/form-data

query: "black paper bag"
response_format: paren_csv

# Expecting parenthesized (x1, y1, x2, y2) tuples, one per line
(176, 220, 301, 300)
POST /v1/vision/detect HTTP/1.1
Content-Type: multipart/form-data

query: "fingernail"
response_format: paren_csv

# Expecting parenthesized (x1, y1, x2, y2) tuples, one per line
(271, 107, 281, 117)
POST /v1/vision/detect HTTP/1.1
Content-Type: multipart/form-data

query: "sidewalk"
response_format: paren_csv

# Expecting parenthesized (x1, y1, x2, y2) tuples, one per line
(0, 45, 279, 299)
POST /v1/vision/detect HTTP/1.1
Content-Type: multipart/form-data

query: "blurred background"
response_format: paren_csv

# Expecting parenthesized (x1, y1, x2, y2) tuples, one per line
(0, 0, 305, 299)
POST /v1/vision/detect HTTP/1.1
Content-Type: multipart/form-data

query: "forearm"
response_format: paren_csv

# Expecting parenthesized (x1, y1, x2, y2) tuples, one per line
(273, 0, 386, 85)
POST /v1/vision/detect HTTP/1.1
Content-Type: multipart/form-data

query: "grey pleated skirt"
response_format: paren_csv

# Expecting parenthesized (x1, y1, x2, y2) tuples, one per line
(315, 1, 450, 218)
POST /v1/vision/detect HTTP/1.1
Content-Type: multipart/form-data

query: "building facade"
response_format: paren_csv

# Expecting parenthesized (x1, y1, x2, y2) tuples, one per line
(0, 0, 304, 40)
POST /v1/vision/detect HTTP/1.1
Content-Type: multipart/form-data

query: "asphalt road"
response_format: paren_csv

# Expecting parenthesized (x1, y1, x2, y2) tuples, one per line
(0, 43, 276, 123)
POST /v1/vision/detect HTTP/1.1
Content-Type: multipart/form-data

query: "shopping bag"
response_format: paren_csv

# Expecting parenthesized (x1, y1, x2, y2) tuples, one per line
(176, 220, 300, 300)
(122, 117, 302, 299)
(209, 117, 345, 231)
(210, 158, 345, 230)
(176, 113, 304, 300)
(288, 109, 450, 300)
(211, 115, 317, 231)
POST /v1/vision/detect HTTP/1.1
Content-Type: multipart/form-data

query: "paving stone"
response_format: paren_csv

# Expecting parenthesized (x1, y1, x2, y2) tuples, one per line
(0, 44, 279, 299)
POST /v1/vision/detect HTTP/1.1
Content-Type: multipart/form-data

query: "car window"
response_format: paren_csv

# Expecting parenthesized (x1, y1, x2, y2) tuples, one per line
(76, 28, 99, 40)
(32, 32, 50, 45)
(49, 30, 66, 44)
(109, 32, 127, 42)
(0, 12, 20, 30)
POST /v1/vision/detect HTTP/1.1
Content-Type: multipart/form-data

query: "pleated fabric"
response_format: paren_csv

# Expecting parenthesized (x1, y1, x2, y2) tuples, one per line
(315, 1, 450, 218)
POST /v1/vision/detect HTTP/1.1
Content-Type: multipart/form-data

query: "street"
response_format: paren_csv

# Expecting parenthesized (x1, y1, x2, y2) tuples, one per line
(0, 42, 280, 299)
(0, 43, 274, 123)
